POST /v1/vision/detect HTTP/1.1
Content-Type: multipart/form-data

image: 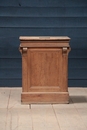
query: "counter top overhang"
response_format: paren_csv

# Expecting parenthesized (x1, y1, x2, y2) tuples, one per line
(19, 36, 70, 48)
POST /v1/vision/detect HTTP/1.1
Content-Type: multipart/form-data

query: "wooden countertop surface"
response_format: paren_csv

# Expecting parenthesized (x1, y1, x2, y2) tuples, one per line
(19, 36, 70, 41)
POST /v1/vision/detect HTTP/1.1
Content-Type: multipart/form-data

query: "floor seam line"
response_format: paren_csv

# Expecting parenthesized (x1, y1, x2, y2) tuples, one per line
(52, 104, 61, 130)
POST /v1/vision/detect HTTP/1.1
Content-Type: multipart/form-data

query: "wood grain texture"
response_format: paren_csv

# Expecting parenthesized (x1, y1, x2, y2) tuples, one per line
(22, 48, 28, 92)
(30, 49, 61, 87)
(20, 42, 69, 48)
(21, 92, 69, 104)
(19, 36, 70, 103)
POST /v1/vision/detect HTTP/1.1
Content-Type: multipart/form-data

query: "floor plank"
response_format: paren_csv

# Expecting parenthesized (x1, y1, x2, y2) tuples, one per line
(8, 88, 29, 108)
(53, 104, 87, 130)
(6, 108, 32, 130)
(0, 87, 87, 130)
(31, 104, 60, 130)
(0, 109, 7, 130)
(0, 88, 11, 108)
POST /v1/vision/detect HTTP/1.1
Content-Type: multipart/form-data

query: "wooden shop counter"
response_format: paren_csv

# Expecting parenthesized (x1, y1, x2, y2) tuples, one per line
(19, 36, 71, 104)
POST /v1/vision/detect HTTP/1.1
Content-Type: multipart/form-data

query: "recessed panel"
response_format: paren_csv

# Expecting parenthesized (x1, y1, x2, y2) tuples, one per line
(28, 49, 62, 88)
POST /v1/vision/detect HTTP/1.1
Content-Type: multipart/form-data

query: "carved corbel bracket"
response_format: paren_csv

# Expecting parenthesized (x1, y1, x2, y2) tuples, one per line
(19, 46, 28, 54)
(19, 47, 28, 55)
(62, 47, 68, 55)
(22, 47, 27, 53)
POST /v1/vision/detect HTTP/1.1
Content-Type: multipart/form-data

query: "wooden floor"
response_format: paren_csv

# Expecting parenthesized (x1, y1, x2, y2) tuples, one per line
(0, 87, 87, 130)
